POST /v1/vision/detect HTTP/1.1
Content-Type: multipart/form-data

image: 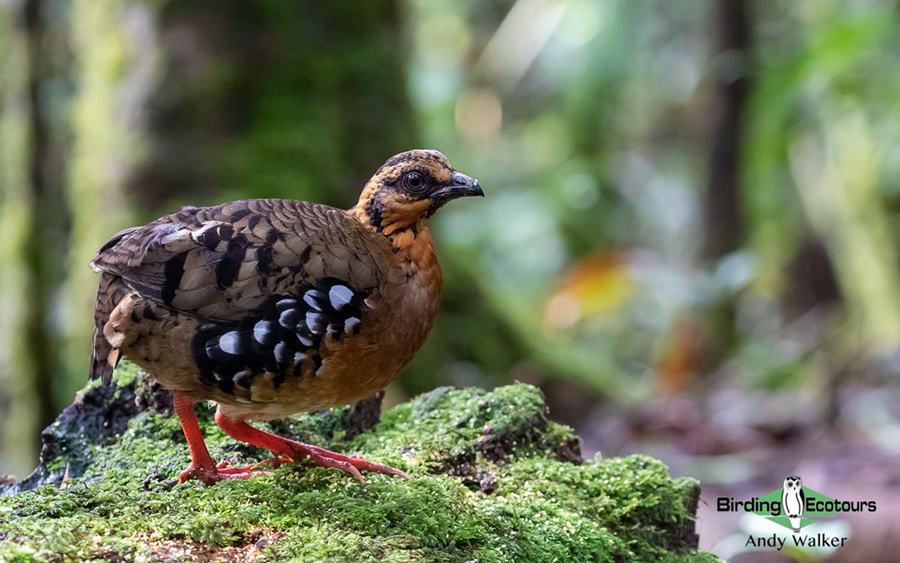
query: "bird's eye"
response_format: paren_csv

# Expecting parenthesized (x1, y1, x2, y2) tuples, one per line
(403, 171, 428, 192)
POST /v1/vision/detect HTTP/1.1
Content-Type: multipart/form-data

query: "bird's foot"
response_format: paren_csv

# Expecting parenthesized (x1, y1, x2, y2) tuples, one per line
(215, 456, 291, 474)
(212, 412, 409, 484)
(178, 462, 272, 486)
(285, 441, 408, 484)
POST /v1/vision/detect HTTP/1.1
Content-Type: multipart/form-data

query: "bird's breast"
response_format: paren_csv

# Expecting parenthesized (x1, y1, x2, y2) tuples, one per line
(339, 230, 442, 389)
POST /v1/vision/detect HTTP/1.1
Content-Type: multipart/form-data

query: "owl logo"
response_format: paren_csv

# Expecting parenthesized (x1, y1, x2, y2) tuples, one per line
(782, 475, 805, 532)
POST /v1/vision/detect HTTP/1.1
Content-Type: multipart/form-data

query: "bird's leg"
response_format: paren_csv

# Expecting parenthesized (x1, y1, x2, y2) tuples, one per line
(214, 407, 409, 484)
(173, 392, 271, 485)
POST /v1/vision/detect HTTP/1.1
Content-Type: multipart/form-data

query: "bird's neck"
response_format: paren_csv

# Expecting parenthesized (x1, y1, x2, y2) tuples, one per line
(394, 224, 442, 286)
(346, 205, 442, 288)
(347, 194, 442, 363)
(349, 187, 426, 251)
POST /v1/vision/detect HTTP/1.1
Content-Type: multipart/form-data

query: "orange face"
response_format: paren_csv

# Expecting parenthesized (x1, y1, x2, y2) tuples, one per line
(354, 150, 483, 235)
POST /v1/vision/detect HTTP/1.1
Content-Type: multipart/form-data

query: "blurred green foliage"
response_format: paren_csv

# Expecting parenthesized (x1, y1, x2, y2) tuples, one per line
(415, 0, 900, 400)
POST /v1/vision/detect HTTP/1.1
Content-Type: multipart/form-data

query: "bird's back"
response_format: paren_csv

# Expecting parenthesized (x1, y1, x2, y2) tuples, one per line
(90, 198, 441, 418)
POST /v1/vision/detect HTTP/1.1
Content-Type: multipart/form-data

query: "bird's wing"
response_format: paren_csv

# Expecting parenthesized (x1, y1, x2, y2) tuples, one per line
(91, 199, 393, 322)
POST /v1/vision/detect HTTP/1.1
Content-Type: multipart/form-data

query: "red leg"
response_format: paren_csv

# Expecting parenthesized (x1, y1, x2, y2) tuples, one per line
(214, 408, 408, 484)
(173, 392, 271, 485)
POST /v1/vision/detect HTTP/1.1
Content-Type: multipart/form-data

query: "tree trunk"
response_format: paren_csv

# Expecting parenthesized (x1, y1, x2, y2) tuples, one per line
(703, 0, 752, 259)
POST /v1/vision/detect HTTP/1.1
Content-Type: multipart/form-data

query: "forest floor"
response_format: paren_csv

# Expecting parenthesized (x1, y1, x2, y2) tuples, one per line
(0, 363, 716, 562)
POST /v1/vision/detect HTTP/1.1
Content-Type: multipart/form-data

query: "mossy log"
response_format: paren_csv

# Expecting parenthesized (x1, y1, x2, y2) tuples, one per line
(0, 363, 716, 562)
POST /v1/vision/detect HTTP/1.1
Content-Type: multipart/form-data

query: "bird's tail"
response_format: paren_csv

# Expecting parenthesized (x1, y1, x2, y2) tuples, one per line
(90, 273, 128, 384)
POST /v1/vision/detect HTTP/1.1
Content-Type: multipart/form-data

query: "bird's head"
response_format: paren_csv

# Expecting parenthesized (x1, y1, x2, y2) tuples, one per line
(352, 149, 483, 236)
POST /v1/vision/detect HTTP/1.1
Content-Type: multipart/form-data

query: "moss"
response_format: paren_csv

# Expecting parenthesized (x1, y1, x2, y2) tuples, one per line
(0, 362, 717, 562)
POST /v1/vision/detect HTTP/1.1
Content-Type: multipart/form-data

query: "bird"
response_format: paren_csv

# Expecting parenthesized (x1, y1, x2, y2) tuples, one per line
(781, 475, 805, 532)
(88, 149, 483, 485)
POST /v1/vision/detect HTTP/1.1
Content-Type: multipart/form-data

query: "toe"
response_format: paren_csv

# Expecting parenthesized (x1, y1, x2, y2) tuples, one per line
(278, 440, 408, 483)
(216, 457, 291, 474)
(178, 463, 272, 485)
(340, 462, 365, 484)
(347, 457, 409, 479)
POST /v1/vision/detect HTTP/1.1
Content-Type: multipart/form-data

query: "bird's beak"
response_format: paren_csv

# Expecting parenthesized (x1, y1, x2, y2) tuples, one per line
(433, 172, 484, 201)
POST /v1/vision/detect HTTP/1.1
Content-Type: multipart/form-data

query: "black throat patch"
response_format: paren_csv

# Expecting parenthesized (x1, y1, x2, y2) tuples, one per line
(365, 192, 386, 232)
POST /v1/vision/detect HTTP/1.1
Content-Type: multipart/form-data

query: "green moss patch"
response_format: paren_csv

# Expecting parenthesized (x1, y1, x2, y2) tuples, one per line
(0, 362, 716, 562)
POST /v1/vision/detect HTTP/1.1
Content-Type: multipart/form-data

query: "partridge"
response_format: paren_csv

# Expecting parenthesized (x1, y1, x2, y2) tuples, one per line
(88, 149, 482, 485)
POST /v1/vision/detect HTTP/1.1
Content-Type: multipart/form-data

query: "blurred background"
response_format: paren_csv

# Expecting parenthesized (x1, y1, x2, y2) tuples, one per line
(2, 0, 900, 559)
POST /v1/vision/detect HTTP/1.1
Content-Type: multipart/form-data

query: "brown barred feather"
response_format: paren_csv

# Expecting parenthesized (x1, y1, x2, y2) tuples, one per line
(89, 273, 129, 384)
(90, 200, 393, 322)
